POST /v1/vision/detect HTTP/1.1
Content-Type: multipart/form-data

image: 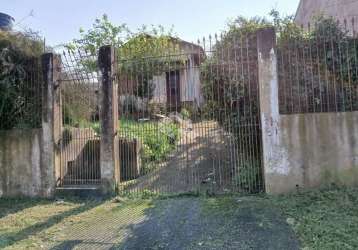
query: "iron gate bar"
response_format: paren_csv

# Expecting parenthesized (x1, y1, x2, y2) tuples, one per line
(58, 49, 102, 187)
(116, 31, 264, 195)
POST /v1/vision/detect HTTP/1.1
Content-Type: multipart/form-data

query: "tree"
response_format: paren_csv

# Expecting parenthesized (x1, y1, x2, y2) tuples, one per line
(66, 15, 184, 100)
(66, 14, 129, 54)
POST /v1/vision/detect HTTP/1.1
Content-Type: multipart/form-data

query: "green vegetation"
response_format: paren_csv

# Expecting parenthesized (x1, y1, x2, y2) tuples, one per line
(180, 108, 190, 120)
(118, 118, 180, 173)
(0, 197, 152, 249)
(0, 30, 45, 130)
(271, 187, 358, 249)
(200, 187, 358, 249)
(66, 14, 175, 56)
(66, 15, 186, 101)
(65, 117, 180, 173)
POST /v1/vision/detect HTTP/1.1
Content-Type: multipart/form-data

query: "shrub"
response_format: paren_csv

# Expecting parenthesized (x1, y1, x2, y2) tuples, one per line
(62, 82, 99, 127)
(0, 30, 45, 130)
(180, 108, 190, 120)
(118, 119, 180, 174)
(235, 159, 262, 193)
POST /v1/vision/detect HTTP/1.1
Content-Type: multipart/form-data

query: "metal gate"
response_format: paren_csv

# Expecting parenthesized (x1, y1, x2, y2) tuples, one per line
(117, 32, 264, 195)
(57, 51, 102, 187)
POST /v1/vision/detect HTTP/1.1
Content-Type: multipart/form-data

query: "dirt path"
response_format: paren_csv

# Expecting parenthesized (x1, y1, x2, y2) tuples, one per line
(121, 121, 236, 194)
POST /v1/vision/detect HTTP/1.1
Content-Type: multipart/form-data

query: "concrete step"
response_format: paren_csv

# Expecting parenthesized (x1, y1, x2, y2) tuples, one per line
(55, 185, 104, 199)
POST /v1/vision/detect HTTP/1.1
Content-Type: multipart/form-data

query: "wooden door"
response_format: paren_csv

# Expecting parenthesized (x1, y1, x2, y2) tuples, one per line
(166, 70, 181, 109)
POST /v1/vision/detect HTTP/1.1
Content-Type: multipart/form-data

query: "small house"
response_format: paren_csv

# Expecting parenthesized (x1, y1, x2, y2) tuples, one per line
(118, 36, 205, 114)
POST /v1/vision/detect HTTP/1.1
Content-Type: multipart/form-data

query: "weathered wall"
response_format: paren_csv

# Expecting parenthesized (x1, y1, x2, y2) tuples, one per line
(0, 53, 60, 198)
(258, 27, 358, 194)
(0, 129, 44, 197)
(266, 112, 358, 194)
(295, 0, 358, 30)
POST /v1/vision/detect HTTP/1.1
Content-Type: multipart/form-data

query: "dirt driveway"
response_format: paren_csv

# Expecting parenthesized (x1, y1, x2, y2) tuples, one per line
(16, 197, 299, 250)
(116, 197, 299, 250)
(121, 121, 237, 194)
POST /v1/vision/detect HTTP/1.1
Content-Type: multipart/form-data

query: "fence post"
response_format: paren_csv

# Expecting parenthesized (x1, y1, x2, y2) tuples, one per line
(41, 53, 62, 197)
(256, 27, 285, 194)
(98, 45, 120, 194)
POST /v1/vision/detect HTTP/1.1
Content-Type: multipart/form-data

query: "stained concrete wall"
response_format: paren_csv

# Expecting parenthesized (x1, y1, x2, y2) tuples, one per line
(0, 53, 60, 198)
(266, 112, 358, 194)
(0, 129, 44, 197)
(258, 27, 358, 194)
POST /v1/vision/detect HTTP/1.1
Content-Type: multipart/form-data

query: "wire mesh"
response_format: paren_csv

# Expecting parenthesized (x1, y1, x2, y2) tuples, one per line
(58, 49, 101, 186)
(0, 57, 43, 130)
(116, 33, 264, 195)
(277, 18, 358, 114)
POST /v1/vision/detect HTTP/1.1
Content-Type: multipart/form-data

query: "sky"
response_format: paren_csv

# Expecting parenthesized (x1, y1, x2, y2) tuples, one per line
(2, 0, 300, 47)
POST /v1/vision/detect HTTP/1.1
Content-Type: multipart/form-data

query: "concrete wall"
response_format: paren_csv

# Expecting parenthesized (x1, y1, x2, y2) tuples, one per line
(0, 53, 60, 198)
(258, 27, 358, 194)
(0, 129, 45, 197)
(295, 0, 358, 30)
(266, 112, 358, 194)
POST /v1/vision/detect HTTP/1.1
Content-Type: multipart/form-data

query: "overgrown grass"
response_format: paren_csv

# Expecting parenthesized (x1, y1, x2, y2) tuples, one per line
(118, 118, 180, 173)
(270, 186, 358, 249)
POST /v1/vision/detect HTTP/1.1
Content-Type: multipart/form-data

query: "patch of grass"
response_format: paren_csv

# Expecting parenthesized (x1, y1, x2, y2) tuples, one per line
(119, 189, 202, 200)
(0, 198, 94, 249)
(270, 186, 358, 250)
(193, 195, 299, 250)
(64, 120, 100, 134)
(0, 197, 152, 249)
(118, 118, 180, 173)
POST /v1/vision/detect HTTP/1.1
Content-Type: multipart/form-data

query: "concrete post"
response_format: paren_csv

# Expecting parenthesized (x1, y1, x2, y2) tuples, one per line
(41, 53, 62, 197)
(98, 45, 120, 193)
(257, 27, 287, 194)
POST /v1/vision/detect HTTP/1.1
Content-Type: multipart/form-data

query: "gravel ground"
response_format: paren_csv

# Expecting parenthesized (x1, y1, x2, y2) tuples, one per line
(114, 196, 300, 250)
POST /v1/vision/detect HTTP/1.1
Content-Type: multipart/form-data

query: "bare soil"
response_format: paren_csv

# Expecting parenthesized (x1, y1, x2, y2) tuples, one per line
(121, 121, 237, 194)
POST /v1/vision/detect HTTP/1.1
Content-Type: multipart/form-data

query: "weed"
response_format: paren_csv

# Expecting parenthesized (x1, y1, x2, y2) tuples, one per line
(118, 118, 180, 173)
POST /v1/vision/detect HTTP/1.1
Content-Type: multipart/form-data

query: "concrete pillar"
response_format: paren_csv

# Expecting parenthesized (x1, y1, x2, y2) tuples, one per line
(98, 45, 120, 193)
(41, 53, 62, 197)
(257, 27, 287, 194)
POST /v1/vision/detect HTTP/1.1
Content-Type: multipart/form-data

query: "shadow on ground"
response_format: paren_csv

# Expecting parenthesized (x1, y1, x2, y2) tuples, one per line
(107, 196, 300, 250)
(0, 198, 104, 249)
(2, 196, 299, 249)
(0, 198, 50, 219)
(122, 121, 239, 194)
